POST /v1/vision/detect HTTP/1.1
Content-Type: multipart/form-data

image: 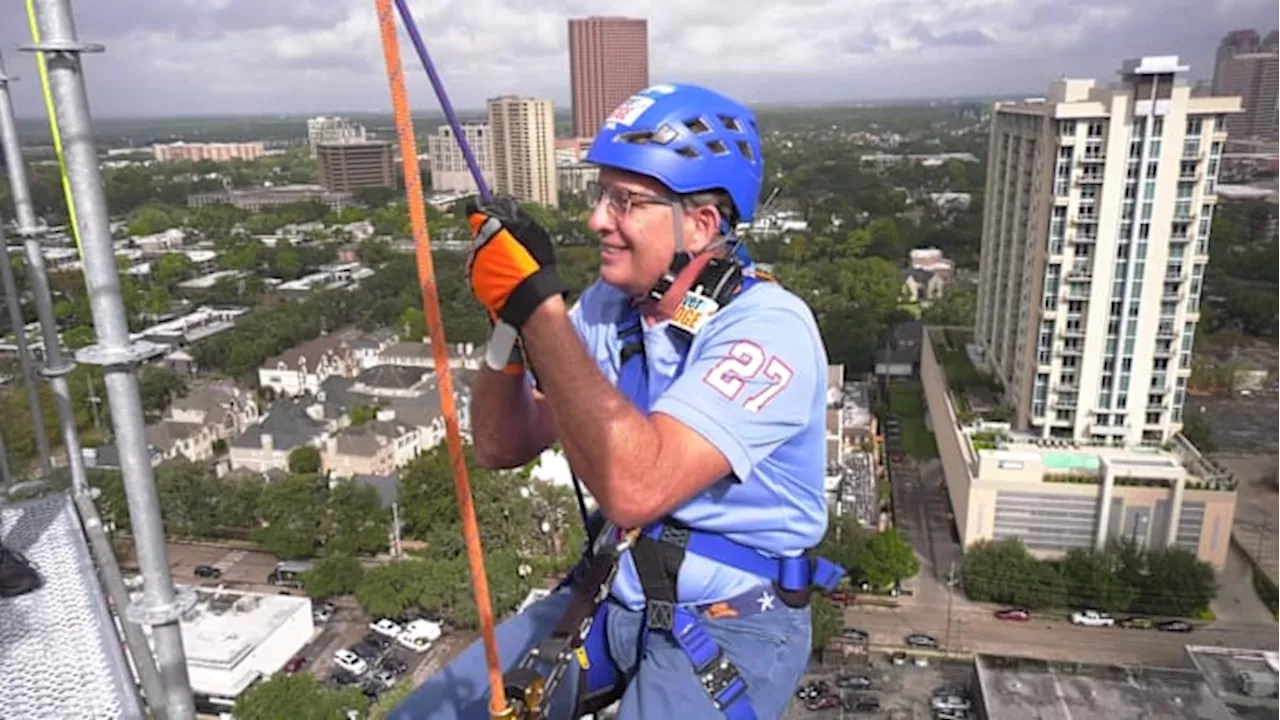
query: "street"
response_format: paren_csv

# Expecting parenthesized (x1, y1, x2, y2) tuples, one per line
(875, 453, 1279, 669)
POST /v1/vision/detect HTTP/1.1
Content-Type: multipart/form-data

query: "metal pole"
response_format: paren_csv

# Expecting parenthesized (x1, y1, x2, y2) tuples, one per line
(73, 491, 168, 720)
(0, 54, 53, 478)
(3, 28, 168, 720)
(0, 407, 12, 484)
(2, 39, 85, 499)
(22, 3, 195, 719)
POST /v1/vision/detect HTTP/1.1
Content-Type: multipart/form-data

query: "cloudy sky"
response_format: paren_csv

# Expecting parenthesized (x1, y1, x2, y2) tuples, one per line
(0, 0, 1274, 117)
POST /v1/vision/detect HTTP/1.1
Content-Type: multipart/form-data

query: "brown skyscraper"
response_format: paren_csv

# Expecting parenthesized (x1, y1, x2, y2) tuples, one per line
(568, 17, 649, 138)
(1210, 29, 1278, 143)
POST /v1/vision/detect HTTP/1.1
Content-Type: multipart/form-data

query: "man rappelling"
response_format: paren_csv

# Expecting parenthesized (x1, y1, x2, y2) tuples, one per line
(394, 83, 843, 720)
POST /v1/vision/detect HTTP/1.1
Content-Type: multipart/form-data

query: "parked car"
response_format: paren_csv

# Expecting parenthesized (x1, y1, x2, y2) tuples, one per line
(995, 608, 1030, 621)
(805, 694, 842, 711)
(905, 633, 938, 648)
(836, 674, 873, 689)
(380, 656, 410, 676)
(282, 655, 307, 674)
(333, 649, 368, 676)
(193, 565, 221, 579)
(370, 618, 404, 639)
(373, 667, 398, 689)
(844, 694, 881, 713)
(841, 627, 869, 642)
(1157, 620, 1193, 633)
(931, 694, 973, 712)
(795, 680, 831, 701)
(327, 669, 359, 688)
(313, 602, 335, 624)
(362, 632, 392, 652)
(827, 590, 858, 607)
(1120, 616, 1153, 629)
(349, 643, 380, 662)
(1070, 609, 1115, 627)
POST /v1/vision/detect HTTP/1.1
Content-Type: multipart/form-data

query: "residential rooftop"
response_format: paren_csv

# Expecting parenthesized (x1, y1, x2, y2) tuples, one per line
(976, 654, 1232, 720)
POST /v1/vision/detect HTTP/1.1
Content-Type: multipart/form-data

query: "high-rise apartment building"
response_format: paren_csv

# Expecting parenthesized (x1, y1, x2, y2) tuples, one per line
(1210, 30, 1278, 143)
(152, 141, 265, 163)
(568, 17, 649, 138)
(487, 96, 558, 208)
(317, 141, 395, 192)
(307, 116, 368, 157)
(975, 56, 1241, 447)
(427, 123, 494, 194)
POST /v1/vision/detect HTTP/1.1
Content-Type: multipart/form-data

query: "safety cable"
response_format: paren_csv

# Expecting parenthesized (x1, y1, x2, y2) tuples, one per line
(23, 0, 84, 257)
(371, 1, 512, 716)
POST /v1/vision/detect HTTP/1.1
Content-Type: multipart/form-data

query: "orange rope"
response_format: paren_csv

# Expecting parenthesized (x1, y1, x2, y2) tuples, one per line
(371, 1, 510, 715)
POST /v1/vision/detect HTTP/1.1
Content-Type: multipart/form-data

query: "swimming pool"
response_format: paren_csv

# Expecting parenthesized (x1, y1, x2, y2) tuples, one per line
(1041, 452, 1101, 472)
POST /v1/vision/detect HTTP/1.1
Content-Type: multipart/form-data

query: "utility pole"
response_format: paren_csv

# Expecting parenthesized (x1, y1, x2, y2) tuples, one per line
(943, 559, 956, 657)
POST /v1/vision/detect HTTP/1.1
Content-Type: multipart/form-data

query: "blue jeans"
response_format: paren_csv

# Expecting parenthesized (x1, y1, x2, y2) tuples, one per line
(389, 586, 812, 720)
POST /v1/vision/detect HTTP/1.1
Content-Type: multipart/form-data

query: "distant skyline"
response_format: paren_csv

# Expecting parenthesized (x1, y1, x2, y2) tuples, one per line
(0, 0, 1275, 119)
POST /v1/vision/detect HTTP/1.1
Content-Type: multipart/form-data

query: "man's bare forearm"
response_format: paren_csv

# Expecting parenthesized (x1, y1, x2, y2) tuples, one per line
(471, 364, 552, 468)
(521, 296, 661, 525)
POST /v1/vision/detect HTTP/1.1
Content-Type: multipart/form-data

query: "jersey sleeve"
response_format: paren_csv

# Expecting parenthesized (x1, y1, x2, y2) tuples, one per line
(650, 302, 821, 482)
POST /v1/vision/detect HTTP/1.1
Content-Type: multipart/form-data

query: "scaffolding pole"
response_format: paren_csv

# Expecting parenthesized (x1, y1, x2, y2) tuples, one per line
(0, 55, 52, 483)
(22, 1, 195, 719)
(1, 20, 169, 720)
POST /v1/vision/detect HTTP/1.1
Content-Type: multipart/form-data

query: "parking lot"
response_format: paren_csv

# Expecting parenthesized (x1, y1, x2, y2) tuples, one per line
(785, 655, 976, 719)
(295, 598, 449, 703)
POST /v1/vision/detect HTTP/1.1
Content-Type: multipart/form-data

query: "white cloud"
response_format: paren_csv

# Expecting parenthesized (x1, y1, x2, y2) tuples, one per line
(0, 0, 1273, 116)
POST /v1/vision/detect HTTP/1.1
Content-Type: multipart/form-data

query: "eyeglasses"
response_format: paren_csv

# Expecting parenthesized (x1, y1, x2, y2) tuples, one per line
(587, 181, 677, 218)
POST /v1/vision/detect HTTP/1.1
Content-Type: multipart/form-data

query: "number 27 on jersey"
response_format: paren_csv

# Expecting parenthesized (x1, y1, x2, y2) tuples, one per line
(703, 341, 794, 412)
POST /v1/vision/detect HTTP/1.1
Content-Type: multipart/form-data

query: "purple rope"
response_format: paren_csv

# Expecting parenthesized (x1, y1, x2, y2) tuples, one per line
(393, 0, 493, 203)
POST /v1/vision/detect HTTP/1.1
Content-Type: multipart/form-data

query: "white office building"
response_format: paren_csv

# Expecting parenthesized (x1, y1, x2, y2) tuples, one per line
(428, 123, 495, 194)
(975, 56, 1242, 447)
(306, 116, 368, 157)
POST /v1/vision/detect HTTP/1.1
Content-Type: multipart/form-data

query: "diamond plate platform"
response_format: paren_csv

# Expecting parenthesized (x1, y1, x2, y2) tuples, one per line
(1, 491, 144, 719)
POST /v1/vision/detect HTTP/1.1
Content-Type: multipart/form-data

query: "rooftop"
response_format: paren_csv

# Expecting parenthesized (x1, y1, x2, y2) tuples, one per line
(161, 587, 311, 671)
(976, 654, 1231, 720)
(1186, 645, 1280, 720)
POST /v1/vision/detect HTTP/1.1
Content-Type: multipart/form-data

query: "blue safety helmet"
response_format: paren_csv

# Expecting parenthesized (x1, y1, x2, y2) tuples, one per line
(585, 84, 765, 223)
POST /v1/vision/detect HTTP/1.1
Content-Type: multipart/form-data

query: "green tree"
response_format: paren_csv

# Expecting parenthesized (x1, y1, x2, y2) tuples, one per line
(816, 512, 867, 581)
(810, 597, 842, 654)
(325, 482, 390, 556)
(349, 404, 379, 426)
(397, 307, 426, 342)
(138, 365, 187, 419)
(288, 446, 322, 475)
(858, 528, 919, 589)
(302, 554, 366, 599)
(921, 286, 977, 327)
(1134, 547, 1216, 617)
(233, 673, 367, 720)
(961, 538, 1047, 606)
(152, 253, 194, 287)
(253, 474, 325, 558)
(1060, 546, 1137, 613)
(355, 559, 433, 619)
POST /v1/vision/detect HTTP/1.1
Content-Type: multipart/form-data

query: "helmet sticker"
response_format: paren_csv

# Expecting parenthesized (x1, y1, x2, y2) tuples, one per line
(604, 95, 656, 129)
(644, 84, 678, 95)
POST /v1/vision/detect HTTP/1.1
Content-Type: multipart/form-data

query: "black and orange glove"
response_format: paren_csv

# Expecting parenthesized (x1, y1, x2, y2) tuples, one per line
(466, 199, 566, 329)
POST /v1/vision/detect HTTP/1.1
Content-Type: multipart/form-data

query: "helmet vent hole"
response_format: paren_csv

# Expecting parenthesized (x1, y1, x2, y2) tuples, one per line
(718, 114, 743, 133)
(736, 141, 755, 162)
(618, 131, 654, 144)
(705, 139, 730, 156)
(674, 145, 701, 159)
(684, 117, 713, 134)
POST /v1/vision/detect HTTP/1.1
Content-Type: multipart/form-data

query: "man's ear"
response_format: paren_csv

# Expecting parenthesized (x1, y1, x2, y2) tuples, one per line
(687, 203, 723, 252)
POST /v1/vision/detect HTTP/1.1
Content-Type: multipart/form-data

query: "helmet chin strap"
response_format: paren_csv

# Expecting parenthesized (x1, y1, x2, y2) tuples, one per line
(643, 204, 736, 319)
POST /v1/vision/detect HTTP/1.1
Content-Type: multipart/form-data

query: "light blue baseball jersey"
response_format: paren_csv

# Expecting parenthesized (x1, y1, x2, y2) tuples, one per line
(566, 275, 830, 610)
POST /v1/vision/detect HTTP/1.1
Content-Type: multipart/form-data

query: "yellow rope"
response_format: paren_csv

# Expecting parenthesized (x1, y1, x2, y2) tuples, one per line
(24, 0, 84, 257)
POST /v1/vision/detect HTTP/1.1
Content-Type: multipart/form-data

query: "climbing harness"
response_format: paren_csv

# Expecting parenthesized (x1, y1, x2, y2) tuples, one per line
(501, 251, 847, 719)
